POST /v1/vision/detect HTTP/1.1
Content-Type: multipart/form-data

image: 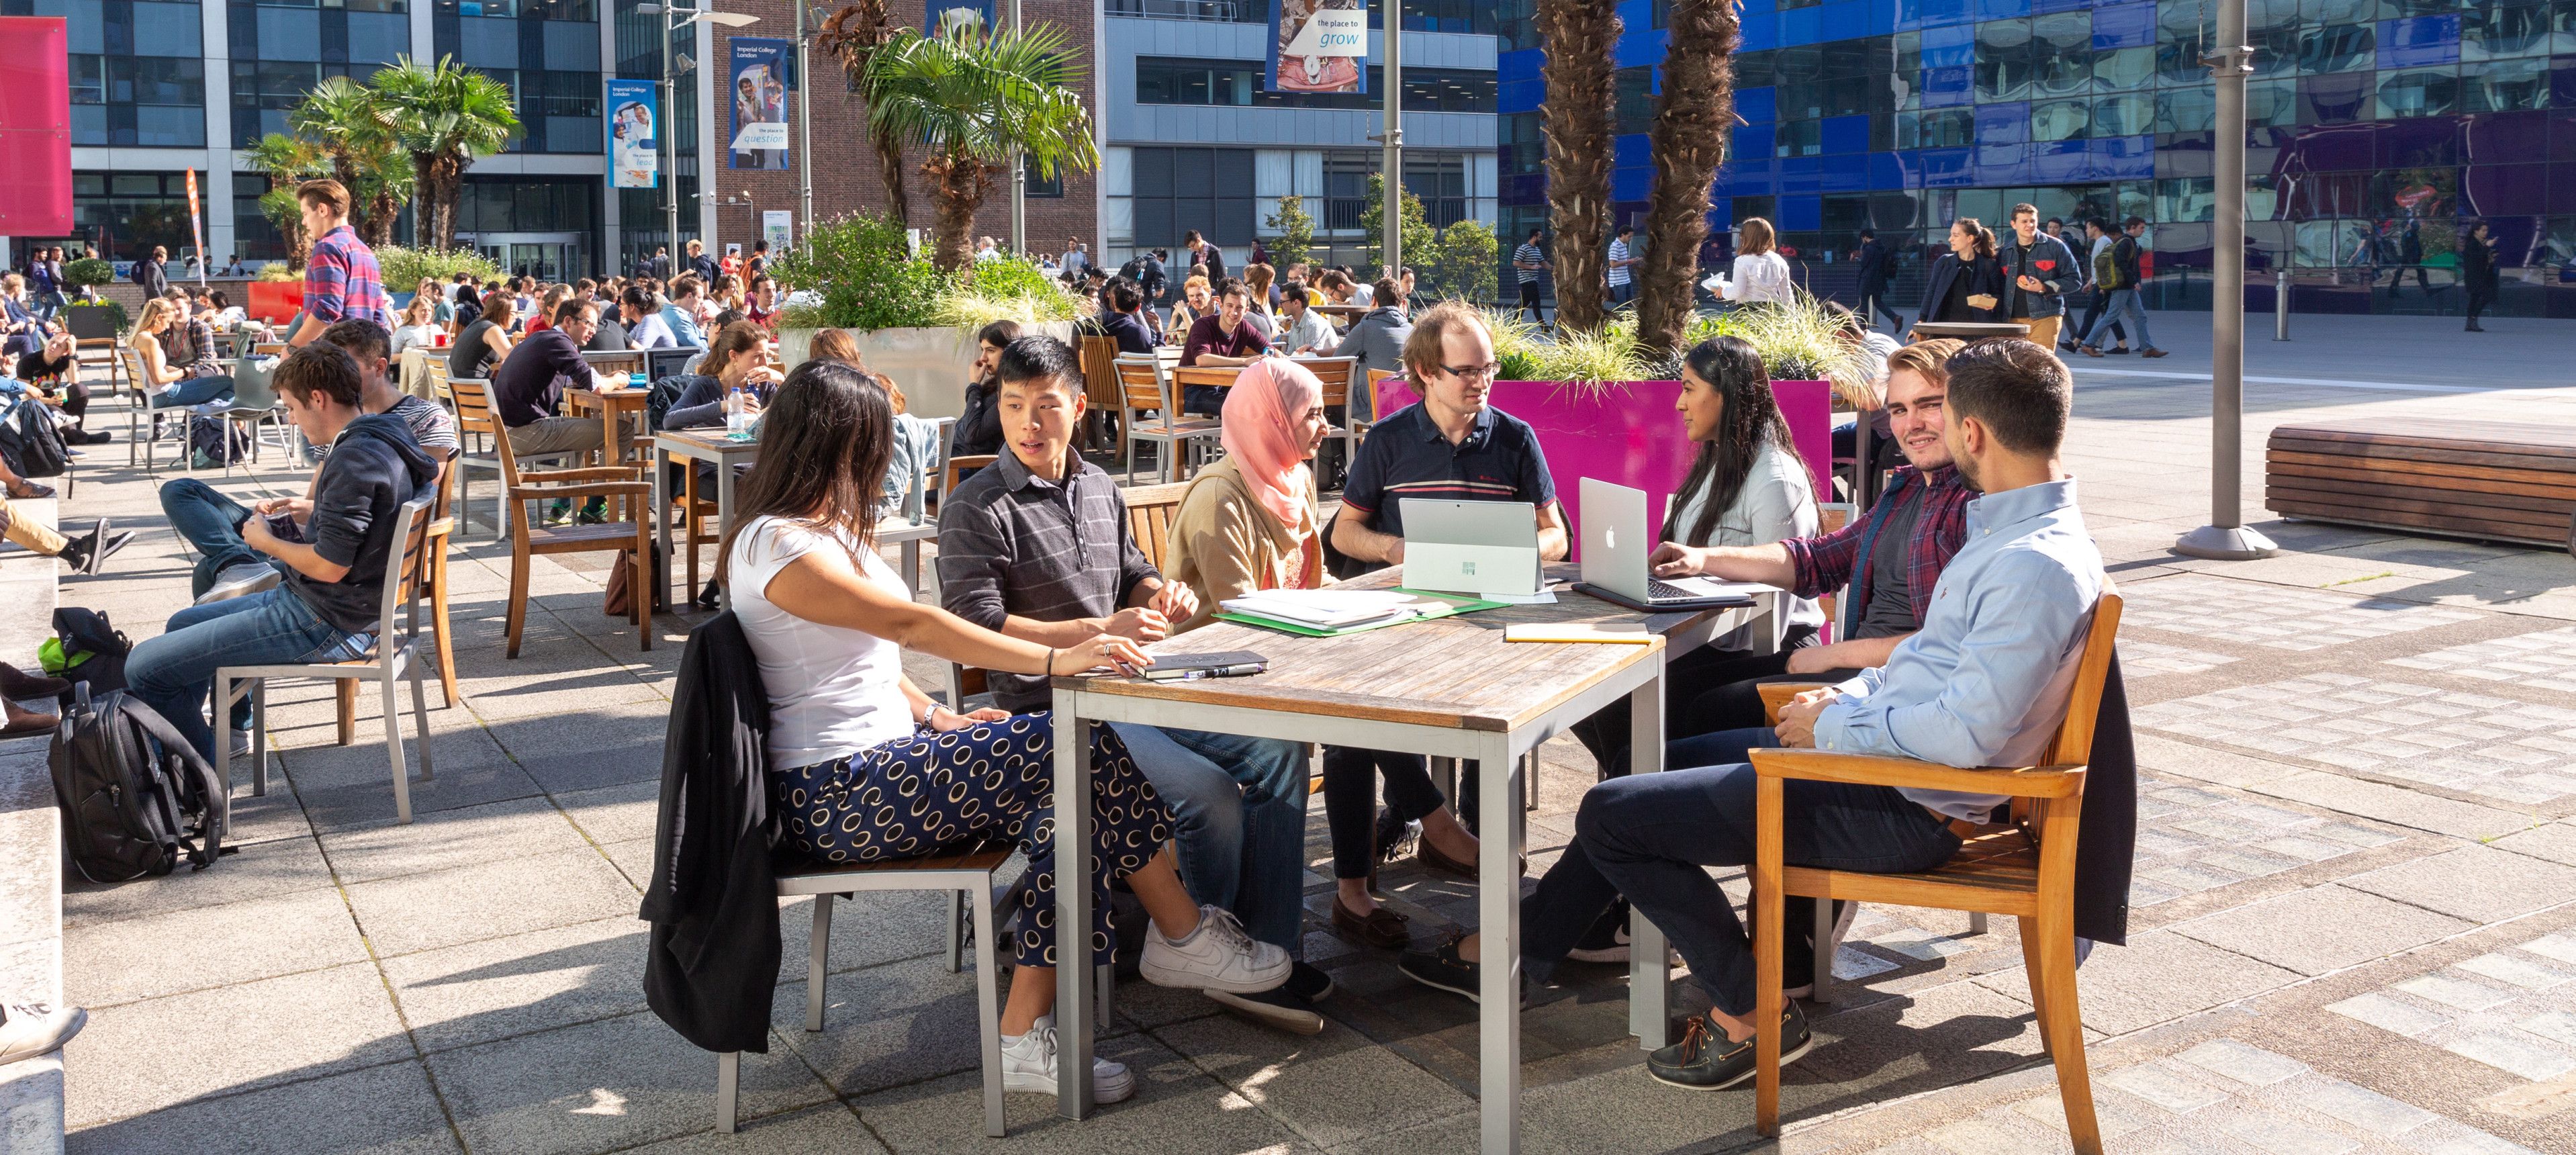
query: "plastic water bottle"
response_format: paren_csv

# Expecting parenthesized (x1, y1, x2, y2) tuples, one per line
(724, 385, 749, 436)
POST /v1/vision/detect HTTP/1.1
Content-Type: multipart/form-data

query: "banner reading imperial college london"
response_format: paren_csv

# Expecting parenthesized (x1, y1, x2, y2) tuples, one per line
(1267, 0, 1366, 95)
(606, 79, 659, 189)
(727, 38, 793, 171)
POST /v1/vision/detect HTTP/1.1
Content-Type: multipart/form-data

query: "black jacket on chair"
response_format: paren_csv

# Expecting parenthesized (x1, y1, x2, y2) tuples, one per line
(641, 612, 781, 1055)
(2074, 655, 2138, 947)
(1917, 252, 2005, 326)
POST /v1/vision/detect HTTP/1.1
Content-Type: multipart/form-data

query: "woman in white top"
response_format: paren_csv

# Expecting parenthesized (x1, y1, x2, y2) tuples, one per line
(1570, 334, 1821, 778)
(722, 359, 1289, 1105)
(389, 294, 441, 357)
(1712, 216, 1795, 306)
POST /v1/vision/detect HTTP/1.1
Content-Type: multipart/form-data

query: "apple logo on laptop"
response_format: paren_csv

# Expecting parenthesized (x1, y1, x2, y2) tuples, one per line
(1604, 526, 1616, 550)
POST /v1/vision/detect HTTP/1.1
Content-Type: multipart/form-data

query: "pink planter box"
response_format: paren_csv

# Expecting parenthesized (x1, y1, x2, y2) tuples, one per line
(1371, 377, 1836, 561)
(246, 280, 305, 325)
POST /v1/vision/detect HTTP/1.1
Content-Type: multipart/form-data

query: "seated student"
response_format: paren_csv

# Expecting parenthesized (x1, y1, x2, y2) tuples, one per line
(937, 336, 1328, 1033)
(1277, 285, 1338, 357)
(620, 285, 676, 349)
(737, 358, 1287, 1102)
(17, 331, 104, 444)
(448, 293, 516, 381)
(128, 342, 442, 765)
(489, 297, 623, 461)
(130, 299, 234, 410)
(660, 276, 709, 346)
(659, 322, 778, 430)
(1091, 280, 1156, 356)
(1644, 339, 1972, 749)
(172, 319, 461, 605)
(0, 467, 127, 575)
(1177, 279, 1271, 416)
(389, 295, 442, 357)
(950, 320, 1016, 463)
(1403, 339, 2104, 1094)
(1165, 275, 1213, 341)
(1322, 303, 1562, 936)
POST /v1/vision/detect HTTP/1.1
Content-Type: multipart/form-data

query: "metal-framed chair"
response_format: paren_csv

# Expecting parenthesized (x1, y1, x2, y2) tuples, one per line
(216, 493, 439, 825)
(1116, 355, 1219, 484)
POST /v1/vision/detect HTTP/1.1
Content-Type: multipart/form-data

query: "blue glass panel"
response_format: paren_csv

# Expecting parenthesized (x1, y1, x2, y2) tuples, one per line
(2466, 111, 2548, 160)
(1499, 50, 1543, 87)
(1616, 134, 1653, 167)
(1745, 0, 1778, 12)
(1782, 194, 1825, 229)
(1823, 113, 1872, 152)
(2378, 117, 2459, 166)
(1866, 0, 1899, 34)
(2093, 133, 2156, 180)
(1743, 14, 1779, 50)
(1739, 86, 1778, 123)
(1922, 37, 1976, 67)
(2377, 15, 2460, 68)
(259, 9, 324, 61)
(1872, 151, 1914, 188)
(1821, 153, 1872, 190)
(1721, 158, 1779, 195)
(2293, 122, 2375, 170)
(1923, 20, 1978, 52)
(1920, 145, 1975, 185)
(1923, 64, 1976, 105)
(2466, 162, 2548, 214)
(2555, 109, 2576, 165)
(1976, 0, 2030, 17)
(1782, 8, 1824, 44)
(2090, 2, 2152, 49)
(2034, 0, 2087, 13)
(1710, 200, 1737, 230)
(1735, 124, 1778, 158)
(1977, 101, 2031, 143)
(1782, 156, 1825, 192)
(1616, 28, 1671, 67)
(2552, 65, 2576, 114)
(1613, 166, 1653, 202)
(1820, 0, 1869, 35)
(1915, 0, 1974, 27)
(2031, 138, 2089, 180)
(1974, 141, 2029, 181)
(1502, 79, 1543, 114)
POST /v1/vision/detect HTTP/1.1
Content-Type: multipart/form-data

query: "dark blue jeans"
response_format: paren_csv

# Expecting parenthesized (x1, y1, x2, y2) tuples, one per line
(160, 478, 283, 598)
(148, 375, 235, 409)
(1524, 727, 1958, 1017)
(127, 588, 373, 764)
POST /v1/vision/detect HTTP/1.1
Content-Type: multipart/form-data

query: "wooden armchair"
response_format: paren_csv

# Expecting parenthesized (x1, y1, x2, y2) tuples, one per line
(449, 378, 654, 657)
(1749, 588, 2123, 1154)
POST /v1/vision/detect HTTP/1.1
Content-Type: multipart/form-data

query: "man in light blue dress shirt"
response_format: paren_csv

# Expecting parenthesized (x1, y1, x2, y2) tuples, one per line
(1393, 339, 2107, 1093)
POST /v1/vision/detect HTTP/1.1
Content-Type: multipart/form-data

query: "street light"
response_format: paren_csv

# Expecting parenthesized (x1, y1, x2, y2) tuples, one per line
(637, 3, 760, 273)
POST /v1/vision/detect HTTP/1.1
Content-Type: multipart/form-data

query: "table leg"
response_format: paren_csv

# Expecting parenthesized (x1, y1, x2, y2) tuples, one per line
(1627, 666, 1671, 1048)
(651, 447, 674, 614)
(1475, 735, 1522, 1154)
(714, 457, 737, 611)
(901, 539, 922, 597)
(1054, 704, 1096, 1119)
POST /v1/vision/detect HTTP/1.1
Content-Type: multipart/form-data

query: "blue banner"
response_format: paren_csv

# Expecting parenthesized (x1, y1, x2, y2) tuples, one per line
(727, 37, 793, 171)
(606, 79, 658, 189)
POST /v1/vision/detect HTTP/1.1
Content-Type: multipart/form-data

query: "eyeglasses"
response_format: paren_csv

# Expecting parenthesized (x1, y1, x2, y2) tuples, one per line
(1437, 362, 1502, 383)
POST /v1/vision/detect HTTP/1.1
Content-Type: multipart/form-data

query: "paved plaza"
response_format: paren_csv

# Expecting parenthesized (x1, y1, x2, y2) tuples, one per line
(20, 313, 2576, 1153)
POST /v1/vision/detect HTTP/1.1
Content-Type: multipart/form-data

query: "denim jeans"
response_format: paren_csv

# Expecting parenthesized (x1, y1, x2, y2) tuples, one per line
(1524, 728, 1958, 1017)
(2084, 289, 2154, 352)
(160, 479, 285, 598)
(127, 588, 373, 764)
(149, 375, 236, 409)
(1111, 724, 1310, 956)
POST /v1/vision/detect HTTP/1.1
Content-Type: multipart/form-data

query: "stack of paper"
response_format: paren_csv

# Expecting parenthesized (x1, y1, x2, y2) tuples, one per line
(1219, 589, 1424, 630)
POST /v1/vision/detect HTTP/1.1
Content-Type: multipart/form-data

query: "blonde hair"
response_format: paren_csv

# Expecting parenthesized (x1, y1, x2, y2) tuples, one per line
(1401, 301, 1491, 383)
(403, 293, 437, 326)
(1244, 263, 1275, 302)
(1737, 217, 1778, 256)
(807, 328, 861, 365)
(129, 298, 178, 349)
(1183, 275, 1213, 297)
(1884, 338, 1966, 393)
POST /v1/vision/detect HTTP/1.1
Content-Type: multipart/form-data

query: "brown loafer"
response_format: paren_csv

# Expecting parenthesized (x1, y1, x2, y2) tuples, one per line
(1417, 837, 1478, 879)
(1332, 898, 1412, 950)
(2, 710, 58, 737)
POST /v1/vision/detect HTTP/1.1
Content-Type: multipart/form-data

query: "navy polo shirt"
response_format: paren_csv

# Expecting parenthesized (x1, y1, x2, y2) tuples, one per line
(1340, 402, 1556, 565)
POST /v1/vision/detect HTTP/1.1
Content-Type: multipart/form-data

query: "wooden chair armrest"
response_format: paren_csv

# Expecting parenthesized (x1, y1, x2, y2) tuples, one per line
(518, 466, 645, 483)
(1757, 682, 1837, 725)
(1749, 747, 2087, 799)
(508, 479, 653, 500)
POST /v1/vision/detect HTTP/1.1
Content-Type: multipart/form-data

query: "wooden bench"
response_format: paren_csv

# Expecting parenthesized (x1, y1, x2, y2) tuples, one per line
(2265, 419, 2576, 554)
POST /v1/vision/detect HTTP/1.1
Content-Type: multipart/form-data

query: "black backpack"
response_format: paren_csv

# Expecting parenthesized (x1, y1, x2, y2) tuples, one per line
(44, 606, 131, 708)
(49, 686, 230, 882)
(189, 416, 250, 466)
(0, 398, 69, 479)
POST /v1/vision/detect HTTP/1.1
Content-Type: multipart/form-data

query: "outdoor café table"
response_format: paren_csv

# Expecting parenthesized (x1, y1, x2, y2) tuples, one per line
(1172, 356, 1353, 394)
(648, 428, 938, 608)
(567, 385, 651, 465)
(1048, 563, 1782, 1152)
(1907, 320, 2030, 342)
(583, 349, 647, 380)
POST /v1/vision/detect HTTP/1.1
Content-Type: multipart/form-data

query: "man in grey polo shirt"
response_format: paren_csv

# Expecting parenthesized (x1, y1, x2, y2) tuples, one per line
(937, 336, 1333, 1034)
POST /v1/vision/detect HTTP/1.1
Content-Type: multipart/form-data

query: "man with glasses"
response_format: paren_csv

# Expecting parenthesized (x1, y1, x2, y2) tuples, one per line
(489, 298, 623, 462)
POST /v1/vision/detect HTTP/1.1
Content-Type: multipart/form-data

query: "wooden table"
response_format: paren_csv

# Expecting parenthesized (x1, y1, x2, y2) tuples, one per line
(568, 386, 651, 465)
(584, 349, 647, 380)
(1907, 321, 2031, 341)
(1171, 357, 1359, 394)
(1048, 564, 1780, 1152)
(649, 428, 940, 608)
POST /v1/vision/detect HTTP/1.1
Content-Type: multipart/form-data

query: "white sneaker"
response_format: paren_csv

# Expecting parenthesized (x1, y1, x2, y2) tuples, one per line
(195, 563, 281, 606)
(0, 1003, 85, 1066)
(231, 729, 252, 759)
(999, 1023, 1134, 1104)
(1138, 905, 1291, 994)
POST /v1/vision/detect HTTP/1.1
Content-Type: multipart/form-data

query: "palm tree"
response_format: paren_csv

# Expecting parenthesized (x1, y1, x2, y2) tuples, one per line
(1635, 0, 1740, 356)
(369, 56, 522, 251)
(289, 76, 412, 248)
(860, 14, 1097, 271)
(244, 134, 330, 269)
(1535, 0, 1620, 334)
(818, 0, 915, 226)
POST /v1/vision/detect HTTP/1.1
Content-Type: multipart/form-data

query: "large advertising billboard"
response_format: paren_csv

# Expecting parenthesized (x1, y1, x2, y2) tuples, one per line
(606, 79, 659, 189)
(1267, 0, 1366, 95)
(727, 38, 793, 171)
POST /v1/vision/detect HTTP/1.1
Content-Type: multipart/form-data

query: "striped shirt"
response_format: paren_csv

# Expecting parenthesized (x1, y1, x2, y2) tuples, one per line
(1339, 401, 1556, 572)
(1607, 238, 1632, 286)
(937, 451, 1159, 712)
(303, 225, 387, 327)
(1514, 242, 1545, 284)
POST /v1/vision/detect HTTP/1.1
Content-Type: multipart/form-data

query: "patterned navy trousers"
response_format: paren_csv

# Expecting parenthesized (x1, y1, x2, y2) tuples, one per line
(773, 712, 1174, 970)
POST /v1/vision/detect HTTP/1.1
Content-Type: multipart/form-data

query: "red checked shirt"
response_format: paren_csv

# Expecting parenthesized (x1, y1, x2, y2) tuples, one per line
(1778, 464, 1974, 632)
(303, 225, 387, 328)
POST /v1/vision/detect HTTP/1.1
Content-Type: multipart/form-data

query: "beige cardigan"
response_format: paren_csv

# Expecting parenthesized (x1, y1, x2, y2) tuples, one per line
(1162, 455, 1323, 634)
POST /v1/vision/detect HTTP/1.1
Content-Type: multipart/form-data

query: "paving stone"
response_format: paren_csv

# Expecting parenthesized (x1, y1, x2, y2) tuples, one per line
(64, 884, 366, 1007)
(2103, 1059, 2230, 1113)
(2170, 885, 2473, 976)
(342, 845, 641, 958)
(1972, 930, 2300, 1037)
(850, 1032, 1310, 1155)
(425, 1011, 834, 1155)
(2217, 1107, 2359, 1154)
(606, 1105, 882, 1154)
(2338, 845, 2576, 924)
(2121, 575, 2480, 652)
(553, 779, 661, 847)
(2243, 773, 2534, 842)
(2387, 626, 2576, 693)
(2299, 1079, 2438, 1137)
(764, 956, 995, 1097)
(2121, 639, 2246, 677)
(2136, 675, 2576, 806)
(64, 1059, 459, 1155)
(61, 825, 334, 929)
(378, 916, 651, 1054)
(60, 962, 412, 1128)
(1154, 1013, 1475, 1149)
(316, 793, 600, 884)
(2176, 1037, 2310, 1087)
(2444, 1031, 2576, 1082)
(2326, 992, 2452, 1037)
(2491, 820, 2576, 867)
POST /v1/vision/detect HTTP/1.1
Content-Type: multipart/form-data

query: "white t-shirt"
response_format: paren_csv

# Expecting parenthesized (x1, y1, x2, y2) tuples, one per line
(728, 515, 916, 768)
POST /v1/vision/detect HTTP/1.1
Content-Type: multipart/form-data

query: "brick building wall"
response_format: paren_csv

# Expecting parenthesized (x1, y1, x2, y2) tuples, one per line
(710, 0, 1099, 262)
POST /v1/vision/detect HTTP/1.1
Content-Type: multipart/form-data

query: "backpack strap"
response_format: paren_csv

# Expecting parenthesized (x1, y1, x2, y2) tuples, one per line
(110, 695, 228, 867)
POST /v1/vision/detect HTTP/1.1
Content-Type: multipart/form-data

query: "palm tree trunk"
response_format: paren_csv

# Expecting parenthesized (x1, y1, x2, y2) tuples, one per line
(411, 155, 438, 248)
(431, 156, 464, 252)
(925, 153, 989, 271)
(875, 130, 913, 226)
(1536, 0, 1620, 335)
(1637, 0, 1739, 357)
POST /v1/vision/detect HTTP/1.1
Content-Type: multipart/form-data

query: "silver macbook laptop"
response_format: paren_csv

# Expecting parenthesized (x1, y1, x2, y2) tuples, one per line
(1400, 498, 1543, 599)
(1577, 478, 1757, 610)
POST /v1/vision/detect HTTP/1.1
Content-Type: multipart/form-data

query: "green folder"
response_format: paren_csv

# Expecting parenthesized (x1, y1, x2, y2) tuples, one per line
(1213, 591, 1508, 637)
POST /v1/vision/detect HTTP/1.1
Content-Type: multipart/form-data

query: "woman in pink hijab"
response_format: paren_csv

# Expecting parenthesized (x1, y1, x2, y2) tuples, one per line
(1161, 357, 1330, 632)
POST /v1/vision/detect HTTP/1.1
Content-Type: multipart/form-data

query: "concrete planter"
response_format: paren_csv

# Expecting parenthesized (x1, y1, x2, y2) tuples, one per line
(778, 322, 1080, 421)
(1370, 377, 1835, 561)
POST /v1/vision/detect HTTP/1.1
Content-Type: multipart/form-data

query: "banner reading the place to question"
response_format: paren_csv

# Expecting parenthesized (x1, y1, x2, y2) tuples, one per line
(606, 79, 659, 189)
(727, 38, 793, 171)
(1267, 0, 1366, 95)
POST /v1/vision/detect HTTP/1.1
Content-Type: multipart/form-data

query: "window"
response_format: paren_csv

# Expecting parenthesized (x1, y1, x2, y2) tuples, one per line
(1976, 19, 2032, 102)
(1405, 155, 1467, 228)
(1103, 0, 1263, 24)
(1024, 154, 1064, 199)
(2297, 22, 2375, 72)
(1322, 152, 1374, 232)
(2376, 65, 2460, 118)
(73, 171, 194, 261)
(1128, 147, 1256, 251)
(1133, 59, 1496, 112)
(434, 0, 592, 17)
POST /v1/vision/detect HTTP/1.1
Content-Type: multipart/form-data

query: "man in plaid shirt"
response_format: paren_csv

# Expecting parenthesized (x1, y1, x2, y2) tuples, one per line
(285, 179, 386, 348)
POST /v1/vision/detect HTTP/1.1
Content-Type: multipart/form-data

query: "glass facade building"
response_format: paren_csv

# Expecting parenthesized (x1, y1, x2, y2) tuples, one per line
(1500, 0, 2576, 316)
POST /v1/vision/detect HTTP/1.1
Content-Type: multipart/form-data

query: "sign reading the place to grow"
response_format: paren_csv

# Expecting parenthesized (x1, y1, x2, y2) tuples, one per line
(606, 79, 659, 189)
(727, 37, 793, 171)
(1268, 0, 1366, 96)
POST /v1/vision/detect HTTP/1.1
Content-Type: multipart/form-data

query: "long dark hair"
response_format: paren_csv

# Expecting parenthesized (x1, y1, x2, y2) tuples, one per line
(714, 358, 894, 586)
(1662, 335, 1798, 547)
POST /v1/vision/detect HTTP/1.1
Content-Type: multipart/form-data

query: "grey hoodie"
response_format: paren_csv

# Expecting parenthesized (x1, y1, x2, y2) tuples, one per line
(291, 412, 441, 633)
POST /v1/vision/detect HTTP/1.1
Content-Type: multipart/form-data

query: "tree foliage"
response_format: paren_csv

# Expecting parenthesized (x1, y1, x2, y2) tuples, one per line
(287, 76, 413, 248)
(1264, 195, 1316, 273)
(370, 56, 522, 251)
(1428, 219, 1500, 304)
(771, 212, 950, 330)
(244, 134, 332, 271)
(818, 0, 915, 226)
(1359, 175, 1433, 278)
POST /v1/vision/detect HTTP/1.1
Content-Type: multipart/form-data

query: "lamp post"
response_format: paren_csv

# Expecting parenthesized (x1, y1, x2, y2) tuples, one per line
(644, 3, 760, 269)
(2174, 0, 2276, 560)
(1009, 0, 1025, 257)
(1371, 0, 1402, 276)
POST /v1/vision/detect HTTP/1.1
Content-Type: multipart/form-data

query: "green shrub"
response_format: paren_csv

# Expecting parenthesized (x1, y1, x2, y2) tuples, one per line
(771, 212, 950, 331)
(376, 245, 502, 291)
(62, 258, 114, 289)
(255, 263, 300, 283)
(1428, 220, 1499, 306)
